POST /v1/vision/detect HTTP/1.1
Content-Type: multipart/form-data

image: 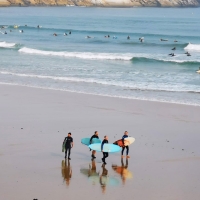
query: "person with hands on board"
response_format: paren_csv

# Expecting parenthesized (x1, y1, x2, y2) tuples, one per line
(101, 136, 109, 164)
(63, 132, 74, 160)
(90, 131, 99, 159)
(121, 131, 130, 158)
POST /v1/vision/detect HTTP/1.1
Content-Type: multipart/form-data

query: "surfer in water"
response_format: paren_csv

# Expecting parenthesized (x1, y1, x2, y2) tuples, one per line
(127, 35, 130, 40)
(121, 131, 130, 158)
(63, 132, 73, 160)
(101, 136, 109, 164)
(90, 131, 99, 159)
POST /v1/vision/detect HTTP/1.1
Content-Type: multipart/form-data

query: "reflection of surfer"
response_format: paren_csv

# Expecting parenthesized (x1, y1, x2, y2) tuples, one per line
(61, 160, 72, 186)
(112, 158, 133, 185)
(99, 164, 108, 193)
(122, 131, 130, 158)
(88, 159, 99, 177)
(90, 131, 99, 159)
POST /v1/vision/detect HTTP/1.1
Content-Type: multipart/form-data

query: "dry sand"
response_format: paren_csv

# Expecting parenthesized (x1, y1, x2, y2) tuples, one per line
(0, 84, 200, 200)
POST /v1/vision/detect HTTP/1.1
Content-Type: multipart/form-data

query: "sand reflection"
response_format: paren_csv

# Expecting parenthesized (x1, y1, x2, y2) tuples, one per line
(61, 160, 72, 186)
(80, 159, 120, 193)
(112, 158, 133, 185)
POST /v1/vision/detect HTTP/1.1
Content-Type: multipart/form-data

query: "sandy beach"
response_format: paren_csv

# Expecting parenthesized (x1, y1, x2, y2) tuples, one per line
(0, 84, 200, 200)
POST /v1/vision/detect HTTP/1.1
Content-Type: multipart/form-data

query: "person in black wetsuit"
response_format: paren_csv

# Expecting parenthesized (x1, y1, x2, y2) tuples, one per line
(63, 132, 73, 160)
(121, 131, 130, 158)
(101, 136, 109, 164)
(90, 131, 99, 159)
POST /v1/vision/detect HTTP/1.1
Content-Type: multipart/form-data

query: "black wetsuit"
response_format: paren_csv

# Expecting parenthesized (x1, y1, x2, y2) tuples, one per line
(90, 135, 99, 144)
(122, 135, 129, 156)
(64, 136, 73, 158)
(101, 139, 109, 162)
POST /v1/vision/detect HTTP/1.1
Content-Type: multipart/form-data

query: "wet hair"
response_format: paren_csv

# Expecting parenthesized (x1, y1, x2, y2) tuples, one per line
(68, 132, 71, 135)
(104, 135, 107, 138)
(94, 131, 98, 134)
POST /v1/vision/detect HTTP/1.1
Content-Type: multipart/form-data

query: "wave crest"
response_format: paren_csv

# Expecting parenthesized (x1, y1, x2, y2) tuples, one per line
(18, 47, 132, 60)
(184, 43, 200, 52)
(0, 41, 16, 48)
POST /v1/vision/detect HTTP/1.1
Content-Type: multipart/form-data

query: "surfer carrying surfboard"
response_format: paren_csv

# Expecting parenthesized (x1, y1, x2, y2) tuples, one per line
(90, 131, 99, 159)
(122, 131, 130, 158)
(101, 136, 109, 164)
(63, 132, 73, 160)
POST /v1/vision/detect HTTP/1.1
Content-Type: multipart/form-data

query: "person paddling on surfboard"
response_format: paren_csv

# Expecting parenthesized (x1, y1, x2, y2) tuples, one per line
(63, 132, 73, 160)
(101, 136, 109, 164)
(122, 131, 130, 158)
(90, 131, 99, 159)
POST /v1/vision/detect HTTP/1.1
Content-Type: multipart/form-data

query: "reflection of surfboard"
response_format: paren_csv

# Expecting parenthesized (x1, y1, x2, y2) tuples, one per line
(89, 176, 120, 186)
(89, 143, 121, 152)
(112, 166, 133, 179)
(81, 138, 101, 146)
(113, 137, 135, 147)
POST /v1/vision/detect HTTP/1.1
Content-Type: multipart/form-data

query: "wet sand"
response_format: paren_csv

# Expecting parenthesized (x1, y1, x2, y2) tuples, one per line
(0, 84, 200, 200)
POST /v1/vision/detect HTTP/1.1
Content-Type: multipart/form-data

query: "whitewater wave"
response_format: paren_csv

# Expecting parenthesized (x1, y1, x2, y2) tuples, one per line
(0, 41, 16, 48)
(184, 43, 200, 52)
(18, 47, 200, 63)
(1, 71, 200, 93)
(18, 47, 133, 60)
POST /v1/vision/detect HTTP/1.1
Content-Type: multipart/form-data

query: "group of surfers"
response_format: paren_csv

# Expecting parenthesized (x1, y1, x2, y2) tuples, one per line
(62, 131, 130, 165)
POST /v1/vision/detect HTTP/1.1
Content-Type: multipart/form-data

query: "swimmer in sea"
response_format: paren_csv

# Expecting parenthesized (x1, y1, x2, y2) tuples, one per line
(127, 36, 130, 40)
(160, 38, 168, 41)
(171, 47, 176, 50)
(53, 33, 57, 36)
(139, 37, 144, 42)
(186, 52, 191, 56)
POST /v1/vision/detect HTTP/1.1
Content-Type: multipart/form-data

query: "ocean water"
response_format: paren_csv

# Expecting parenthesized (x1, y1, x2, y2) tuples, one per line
(0, 7, 200, 106)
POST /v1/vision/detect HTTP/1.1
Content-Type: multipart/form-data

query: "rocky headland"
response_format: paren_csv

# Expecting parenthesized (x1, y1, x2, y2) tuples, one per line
(0, 0, 200, 7)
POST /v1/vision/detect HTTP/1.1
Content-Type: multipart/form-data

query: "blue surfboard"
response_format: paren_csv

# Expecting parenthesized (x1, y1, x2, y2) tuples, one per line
(81, 137, 101, 146)
(89, 143, 121, 153)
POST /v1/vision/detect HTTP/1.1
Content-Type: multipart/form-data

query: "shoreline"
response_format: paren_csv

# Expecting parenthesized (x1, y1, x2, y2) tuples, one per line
(0, 82, 199, 107)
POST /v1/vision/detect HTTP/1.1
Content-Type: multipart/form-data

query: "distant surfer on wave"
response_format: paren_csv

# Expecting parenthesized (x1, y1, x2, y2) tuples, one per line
(63, 132, 73, 160)
(90, 131, 99, 159)
(101, 136, 109, 164)
(121, 131, 130, 158)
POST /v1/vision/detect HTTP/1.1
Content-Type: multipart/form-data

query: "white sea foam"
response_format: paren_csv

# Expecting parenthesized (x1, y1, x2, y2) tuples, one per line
(184, 43, 200, 52)
(18, 47, 200, 63)
(18, 47, 133, 61)
(1, 71, 200, 93)
(0, 41, 16, 48)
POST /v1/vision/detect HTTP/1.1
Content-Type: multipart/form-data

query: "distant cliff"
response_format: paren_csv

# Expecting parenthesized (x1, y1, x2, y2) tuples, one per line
(0, 0, 200, 7)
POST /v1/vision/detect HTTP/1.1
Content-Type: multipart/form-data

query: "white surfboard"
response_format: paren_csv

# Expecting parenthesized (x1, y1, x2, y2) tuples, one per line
(124, 137, 135, 146)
